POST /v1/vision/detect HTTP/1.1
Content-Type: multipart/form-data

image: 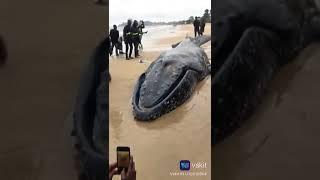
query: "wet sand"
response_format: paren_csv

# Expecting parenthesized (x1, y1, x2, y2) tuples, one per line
(0, 1, 106, 179)
(214, 43, 320, 179)
(109, 24, 211, 180)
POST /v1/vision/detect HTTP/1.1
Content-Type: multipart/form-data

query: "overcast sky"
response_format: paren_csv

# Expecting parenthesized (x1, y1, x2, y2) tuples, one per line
(110, 0, 211, 26)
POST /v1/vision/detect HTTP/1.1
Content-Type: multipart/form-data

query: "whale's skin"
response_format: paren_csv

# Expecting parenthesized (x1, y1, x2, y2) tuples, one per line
(212, 0, 320, 144)
(71, 36, 109, 180)
(132, 36, 211, 121)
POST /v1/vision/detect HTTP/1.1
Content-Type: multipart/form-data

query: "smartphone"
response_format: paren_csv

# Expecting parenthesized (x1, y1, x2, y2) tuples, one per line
(117, 146, 130, 171)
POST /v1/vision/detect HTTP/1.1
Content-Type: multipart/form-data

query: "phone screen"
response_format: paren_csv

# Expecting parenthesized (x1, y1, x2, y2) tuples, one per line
(117, 147, 130, 169)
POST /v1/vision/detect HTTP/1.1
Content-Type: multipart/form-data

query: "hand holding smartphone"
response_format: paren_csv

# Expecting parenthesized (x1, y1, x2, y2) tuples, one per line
(117, 146, 130, 172)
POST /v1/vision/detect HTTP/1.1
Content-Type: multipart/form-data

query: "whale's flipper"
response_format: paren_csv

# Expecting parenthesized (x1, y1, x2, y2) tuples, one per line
(171, 35, 212, 48)
(172, 42, 181, 48)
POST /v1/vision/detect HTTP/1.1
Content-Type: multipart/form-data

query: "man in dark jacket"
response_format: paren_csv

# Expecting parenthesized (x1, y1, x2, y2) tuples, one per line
(109, 25, 120, 56)
(131, 20, 140, 58)
(138, 20, 145, 48)
(193, 16, 201, 37)
(199, 17, 206, 36)
(123, 19, 133, 60)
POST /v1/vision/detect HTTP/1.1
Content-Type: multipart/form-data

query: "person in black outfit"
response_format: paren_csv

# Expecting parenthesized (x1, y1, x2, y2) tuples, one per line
(138, 20, 145, 48)
(117, 36, 124, 54)
(131, 20, 140, 58)
(199, 17, 206, 36)
(193, 16, 201, 37)
(109, 25, 120, 56)
(123, 19, 133, 60)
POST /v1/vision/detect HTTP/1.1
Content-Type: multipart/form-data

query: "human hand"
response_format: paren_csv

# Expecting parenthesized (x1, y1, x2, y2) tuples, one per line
(121, 156, 136, 180)
(109, 162, 120, 180)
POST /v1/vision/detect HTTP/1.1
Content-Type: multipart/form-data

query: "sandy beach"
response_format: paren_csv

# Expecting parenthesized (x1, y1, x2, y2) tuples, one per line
(109, 24, 211, 180)
(0, 1, 106, 179)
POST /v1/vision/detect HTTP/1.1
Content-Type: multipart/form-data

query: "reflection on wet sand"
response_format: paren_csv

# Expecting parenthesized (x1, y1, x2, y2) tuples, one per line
(109, 24, 211, 180)
(214, 43, 320, 180)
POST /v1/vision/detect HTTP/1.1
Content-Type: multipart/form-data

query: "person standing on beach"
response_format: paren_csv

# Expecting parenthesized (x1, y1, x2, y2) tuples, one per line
(138, 20, 145, 49)
(193, 16, 201, 37)
(117, 36, 124, 54)
(131, 20, 140, 58)
(123, 19, 133, 60)
(199, 17, 206, 36)
(109, 25, 120, 56)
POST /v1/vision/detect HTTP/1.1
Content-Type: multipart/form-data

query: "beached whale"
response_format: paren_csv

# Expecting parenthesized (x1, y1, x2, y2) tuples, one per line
(72, 37, 109, 180)
(213, 0, 320, 144)
(132, 35, 211, 121)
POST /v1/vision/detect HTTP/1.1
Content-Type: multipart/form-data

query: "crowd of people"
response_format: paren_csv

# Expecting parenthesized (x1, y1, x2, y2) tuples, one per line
(109, 16, 207, 60)
(193, 16, 206, 37)
(109, 19, 146, 60)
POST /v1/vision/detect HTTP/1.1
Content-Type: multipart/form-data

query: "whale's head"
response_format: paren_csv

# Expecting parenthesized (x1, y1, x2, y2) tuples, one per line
(132, 50, 206, 120)
(139, 55, 186, 109)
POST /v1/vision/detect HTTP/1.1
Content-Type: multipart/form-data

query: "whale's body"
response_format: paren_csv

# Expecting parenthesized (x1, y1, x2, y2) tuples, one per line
(72, 37, 109, 180)
(132, 35, 211, 121)
(213, 0, 320, 144)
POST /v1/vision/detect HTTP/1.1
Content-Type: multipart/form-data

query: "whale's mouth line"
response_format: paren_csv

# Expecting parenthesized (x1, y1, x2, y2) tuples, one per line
(214, 27, 247, 72)
(135, 67, 201, 110)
